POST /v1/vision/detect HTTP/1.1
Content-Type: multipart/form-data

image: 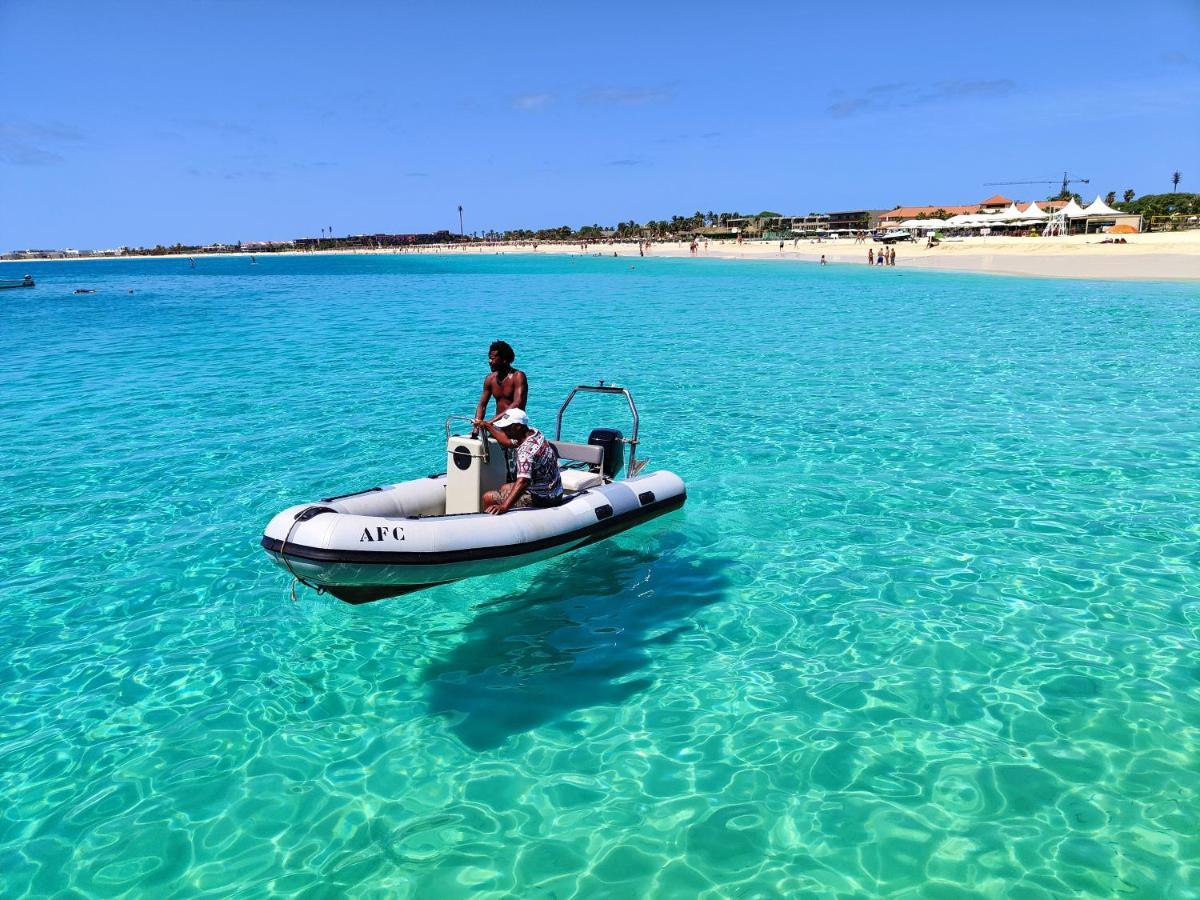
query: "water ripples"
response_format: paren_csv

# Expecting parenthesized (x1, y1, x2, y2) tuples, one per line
(1, 255, 1198, 896)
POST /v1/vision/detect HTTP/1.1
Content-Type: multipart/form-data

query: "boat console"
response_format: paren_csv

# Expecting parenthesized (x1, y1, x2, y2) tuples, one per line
(444, 430, 506, 514)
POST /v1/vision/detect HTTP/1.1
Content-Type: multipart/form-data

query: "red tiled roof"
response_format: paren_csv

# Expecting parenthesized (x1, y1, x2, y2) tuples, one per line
(879, 204, 979, 220)
(880, 198, 1069, 220)
(979, 194, 1012, 206)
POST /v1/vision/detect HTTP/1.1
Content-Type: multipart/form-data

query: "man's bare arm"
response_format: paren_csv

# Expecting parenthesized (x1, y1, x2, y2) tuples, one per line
(474, 418, 519, 448)
(474, 376, 494, 421)
(512, 371, 528, 411)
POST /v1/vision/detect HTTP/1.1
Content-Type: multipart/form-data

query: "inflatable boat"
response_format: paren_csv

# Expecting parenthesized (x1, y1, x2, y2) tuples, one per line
(261, 383, 686, 603)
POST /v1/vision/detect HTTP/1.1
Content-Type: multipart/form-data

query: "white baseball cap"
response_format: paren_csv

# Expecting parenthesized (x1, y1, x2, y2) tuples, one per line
(493, 408, 529, 428)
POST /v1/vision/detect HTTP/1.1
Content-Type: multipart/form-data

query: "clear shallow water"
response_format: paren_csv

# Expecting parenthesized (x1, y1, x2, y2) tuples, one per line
(2, 253, 1199, 897)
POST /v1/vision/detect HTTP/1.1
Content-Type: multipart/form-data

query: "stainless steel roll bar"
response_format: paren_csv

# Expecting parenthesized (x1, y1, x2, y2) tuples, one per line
(554, 380, 640, 479)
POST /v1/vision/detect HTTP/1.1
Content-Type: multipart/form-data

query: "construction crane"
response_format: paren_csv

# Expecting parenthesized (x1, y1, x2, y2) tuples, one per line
(984, 171, 1090, 197)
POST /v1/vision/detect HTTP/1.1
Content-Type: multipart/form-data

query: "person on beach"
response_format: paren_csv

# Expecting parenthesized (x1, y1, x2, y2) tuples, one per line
(474, 408, 564, 514)
(820, 255, 827, 265)
(868, 248, 874, 266)
(889, 247, 896, 266)
(474, 340, 527, 424)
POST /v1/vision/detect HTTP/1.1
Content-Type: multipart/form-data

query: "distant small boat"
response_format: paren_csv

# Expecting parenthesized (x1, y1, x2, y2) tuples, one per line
(0, 274, 35, 290)
(73, 288, 97, 295)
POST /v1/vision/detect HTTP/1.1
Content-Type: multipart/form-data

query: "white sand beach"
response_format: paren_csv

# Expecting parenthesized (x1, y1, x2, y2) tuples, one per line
(418, 230, 1200, 281)
(7, 231, 1197, 281)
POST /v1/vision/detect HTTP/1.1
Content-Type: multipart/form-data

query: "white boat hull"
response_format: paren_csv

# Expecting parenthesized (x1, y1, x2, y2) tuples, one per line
(261, 470, 686, 603)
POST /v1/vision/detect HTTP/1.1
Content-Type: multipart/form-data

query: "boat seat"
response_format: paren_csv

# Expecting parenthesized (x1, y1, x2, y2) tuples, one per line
(551, 440, 604, 468)
(560, 468, 602, 493)
(552, 440, 606, 493)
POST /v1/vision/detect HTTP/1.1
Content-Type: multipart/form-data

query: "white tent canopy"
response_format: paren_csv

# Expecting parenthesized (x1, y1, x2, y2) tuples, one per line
(1019, 202, 1047, 220)
(1000, 203, 1024, 219)
(1060, 199, 1087, 218)
(1080, 195, 1123, 217)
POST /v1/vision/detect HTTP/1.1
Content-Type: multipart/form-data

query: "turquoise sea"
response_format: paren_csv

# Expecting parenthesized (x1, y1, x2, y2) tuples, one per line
(2, 253, 1199, 897)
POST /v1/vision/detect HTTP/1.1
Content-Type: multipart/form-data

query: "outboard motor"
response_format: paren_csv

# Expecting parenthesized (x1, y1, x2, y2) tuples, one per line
(587, 428, 624, 480)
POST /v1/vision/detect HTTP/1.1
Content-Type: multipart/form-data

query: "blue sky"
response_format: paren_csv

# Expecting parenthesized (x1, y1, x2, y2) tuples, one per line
(2, 0, 1197, 249)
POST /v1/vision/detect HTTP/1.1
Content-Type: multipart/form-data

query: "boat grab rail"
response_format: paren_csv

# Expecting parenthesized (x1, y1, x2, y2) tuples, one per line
(554, 381, 639, 479)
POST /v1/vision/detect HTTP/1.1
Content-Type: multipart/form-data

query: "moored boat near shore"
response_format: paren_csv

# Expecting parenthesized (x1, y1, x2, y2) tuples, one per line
(0, 274, 34, 289)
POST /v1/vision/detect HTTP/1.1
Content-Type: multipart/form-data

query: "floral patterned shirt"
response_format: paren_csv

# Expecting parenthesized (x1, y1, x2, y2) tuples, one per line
(515, 428, 563, 499)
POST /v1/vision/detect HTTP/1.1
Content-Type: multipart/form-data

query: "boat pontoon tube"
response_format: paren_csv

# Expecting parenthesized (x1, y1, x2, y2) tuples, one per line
(261, 470, 685, 603)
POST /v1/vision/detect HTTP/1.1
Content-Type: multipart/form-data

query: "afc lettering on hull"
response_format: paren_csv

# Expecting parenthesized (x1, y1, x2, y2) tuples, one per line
(360, 525, 406, 543)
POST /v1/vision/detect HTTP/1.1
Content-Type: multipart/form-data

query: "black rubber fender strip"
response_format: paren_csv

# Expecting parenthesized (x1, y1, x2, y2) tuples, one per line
(262, 493, 685, 566)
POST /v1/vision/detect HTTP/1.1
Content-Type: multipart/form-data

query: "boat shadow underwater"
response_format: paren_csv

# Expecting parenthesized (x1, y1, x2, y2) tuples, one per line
(422, 531, 732, 751)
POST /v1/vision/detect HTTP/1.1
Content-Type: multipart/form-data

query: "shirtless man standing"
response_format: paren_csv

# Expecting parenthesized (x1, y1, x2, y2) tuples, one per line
(474, 340, 527, 424)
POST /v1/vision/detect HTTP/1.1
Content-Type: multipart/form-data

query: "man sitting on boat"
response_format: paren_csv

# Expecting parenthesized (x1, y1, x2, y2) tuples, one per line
(474, 408, 564, 514)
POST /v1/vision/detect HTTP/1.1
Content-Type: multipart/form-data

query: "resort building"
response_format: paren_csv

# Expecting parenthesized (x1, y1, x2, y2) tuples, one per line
(2, 249, 72, 259)
(826, 210, 884, 234)
(978, 194, 1013, 211)
(786, 213, 832, 234)
(242, 240, 295, 252)
(714, 214, 836, 239)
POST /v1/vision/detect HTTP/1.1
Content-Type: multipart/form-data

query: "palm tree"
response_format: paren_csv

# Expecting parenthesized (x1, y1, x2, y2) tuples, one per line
(1123, 189, 1135, 203)
(1172, 171, 1182, 192)
(458, 205, 464, 237)
(1105, 191, 1116, 206)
